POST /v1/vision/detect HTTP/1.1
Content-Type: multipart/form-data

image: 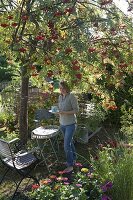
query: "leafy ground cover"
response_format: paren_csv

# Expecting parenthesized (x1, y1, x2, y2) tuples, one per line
(1, 138, 133, 200)
(0, 126, 123, 200)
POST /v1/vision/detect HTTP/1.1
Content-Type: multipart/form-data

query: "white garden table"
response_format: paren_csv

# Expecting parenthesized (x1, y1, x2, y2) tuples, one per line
(31, 125, 60, 172)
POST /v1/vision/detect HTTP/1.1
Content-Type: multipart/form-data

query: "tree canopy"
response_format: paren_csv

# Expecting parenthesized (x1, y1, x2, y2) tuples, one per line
(0, 0, 132, 85)
(0, 0, 132, 143)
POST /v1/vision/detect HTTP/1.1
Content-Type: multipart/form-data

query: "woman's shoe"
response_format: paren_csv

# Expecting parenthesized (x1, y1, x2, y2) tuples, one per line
(73, 160, 76, 165)
(63, 166, 73, 173)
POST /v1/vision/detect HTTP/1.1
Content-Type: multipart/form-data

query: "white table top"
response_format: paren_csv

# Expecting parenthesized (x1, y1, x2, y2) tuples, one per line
(31, 126, 59, 139)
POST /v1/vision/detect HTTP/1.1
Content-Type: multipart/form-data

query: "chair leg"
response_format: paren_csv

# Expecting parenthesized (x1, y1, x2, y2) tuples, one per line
(11, 174, 39, 200)
(27, 174, 40, 185)
(11, 177, 24, 200)
(0, 168, 10, 184)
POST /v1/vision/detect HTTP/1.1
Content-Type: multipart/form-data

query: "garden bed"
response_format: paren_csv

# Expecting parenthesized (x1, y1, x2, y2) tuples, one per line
(0, 125, 126, 200)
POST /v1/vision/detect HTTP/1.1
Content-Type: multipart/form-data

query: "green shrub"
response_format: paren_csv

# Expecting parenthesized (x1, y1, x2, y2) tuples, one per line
(90, 147, 115, 182)
(120, 104, 133, 141)
(91, 145, 133, 200)
(111, 149, 133, 200)
(0, 110, 7, 126)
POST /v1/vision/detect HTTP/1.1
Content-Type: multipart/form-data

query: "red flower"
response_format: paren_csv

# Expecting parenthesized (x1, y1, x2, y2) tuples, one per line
(48, 21, 54, 29)
(31, 73, 39, 77)
(107, 139, 117, 148)
(72, 65, 80, 70)
(72, 60, 78, 65)
(100, 0, 113, 6)
(54, 11, 63, 17)
(64, 182, 70, 185)
(118, 63, 128, 68)
(75, 73, 82, 79)
(47, 70, 53, 77)
(18, 48, 27, 53)
(62, 177, 68, 181)
(35, 35, 45, 41)
(7, 16, 13, 20)
(44, 57, 52, 65)
(88, 47, 96, 53)
(31, 65, 36, 70)
(65, 7, 75, 14)
(40, 179, 52, 185)
(107, 105, 118, 111)
(1, 23, 9, 28)
(49, 175, 57, 179)
(51, 34, 58, 40)
(11, 23, 18, 27)
(56, 177, 64, 181)
(21, 15, 29, 21)
(58, 171, 64, 175)
(65, 48, 72, 54)
(32, 184, 40, 190)
(74, 162, 83, 167)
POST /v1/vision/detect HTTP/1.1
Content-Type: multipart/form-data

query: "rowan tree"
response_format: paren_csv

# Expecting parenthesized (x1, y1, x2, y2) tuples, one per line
(0, 0, 132, 143)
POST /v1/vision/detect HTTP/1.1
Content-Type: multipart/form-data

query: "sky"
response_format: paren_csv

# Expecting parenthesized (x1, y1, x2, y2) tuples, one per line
(113, 0, 129, 14)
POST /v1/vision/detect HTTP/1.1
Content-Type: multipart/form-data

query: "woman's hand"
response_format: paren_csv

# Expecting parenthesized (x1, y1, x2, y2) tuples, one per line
(58, 111, 66, 115)
(58, 110, 76, 115)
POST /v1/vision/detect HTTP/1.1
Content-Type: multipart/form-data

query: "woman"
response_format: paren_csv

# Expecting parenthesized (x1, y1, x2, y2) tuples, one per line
(58, 80, 79, 172)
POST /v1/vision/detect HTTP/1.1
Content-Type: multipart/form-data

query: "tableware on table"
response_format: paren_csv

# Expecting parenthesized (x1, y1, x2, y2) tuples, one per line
(50, 106, 59, 113)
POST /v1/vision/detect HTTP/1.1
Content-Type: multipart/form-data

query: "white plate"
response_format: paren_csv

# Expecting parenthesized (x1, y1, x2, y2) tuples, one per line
(49, 110, 59, 114)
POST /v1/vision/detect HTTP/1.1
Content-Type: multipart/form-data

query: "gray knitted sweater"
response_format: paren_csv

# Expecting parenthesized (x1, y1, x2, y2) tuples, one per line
(58, 93, 79, 126)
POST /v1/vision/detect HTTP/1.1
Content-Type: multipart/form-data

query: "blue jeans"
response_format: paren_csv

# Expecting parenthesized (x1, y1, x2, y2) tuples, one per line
(60, 124, 76, 167)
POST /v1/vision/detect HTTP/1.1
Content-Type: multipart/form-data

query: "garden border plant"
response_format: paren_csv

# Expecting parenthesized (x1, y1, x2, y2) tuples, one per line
(26, 143, 133, 200)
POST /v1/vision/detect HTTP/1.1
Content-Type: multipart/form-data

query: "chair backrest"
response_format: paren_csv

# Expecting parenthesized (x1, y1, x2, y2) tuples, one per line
(35, 108, 52, 121)
(0, 139, 13, 158)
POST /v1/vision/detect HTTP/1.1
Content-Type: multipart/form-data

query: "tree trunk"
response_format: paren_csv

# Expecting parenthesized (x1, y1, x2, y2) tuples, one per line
(19, 66, 29, 144)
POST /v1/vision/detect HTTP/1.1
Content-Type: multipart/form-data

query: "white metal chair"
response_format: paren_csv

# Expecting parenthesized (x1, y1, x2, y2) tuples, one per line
(0, 138, 39, 200)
